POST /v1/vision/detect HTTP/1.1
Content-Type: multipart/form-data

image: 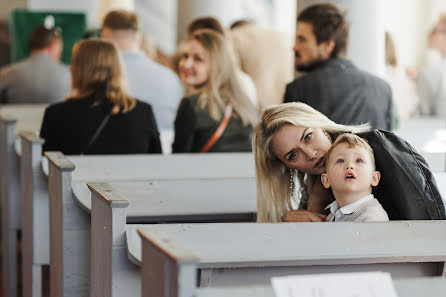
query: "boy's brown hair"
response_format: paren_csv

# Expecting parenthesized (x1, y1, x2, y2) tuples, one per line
(325, 133, 376, 169)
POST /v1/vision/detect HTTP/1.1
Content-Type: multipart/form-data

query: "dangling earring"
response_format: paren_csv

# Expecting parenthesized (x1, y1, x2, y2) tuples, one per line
(323, 129, 332, 141)
(289, 168, 295, 199)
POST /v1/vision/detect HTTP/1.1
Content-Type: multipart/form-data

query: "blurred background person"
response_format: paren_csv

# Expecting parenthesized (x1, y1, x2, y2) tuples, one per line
(0, 25, 70, 103)
(230, 19, 293, 110)
(101, 10, 183, 132)
(178, 16, 258, 108)
(384, 31, 419, 121)
(173, 29, 258, 153)
(40, 39, 161, 155)
(416, 14, 446, 117)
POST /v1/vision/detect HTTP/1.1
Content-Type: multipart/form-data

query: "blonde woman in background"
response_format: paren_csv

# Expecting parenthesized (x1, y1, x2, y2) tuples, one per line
(40, 39, 161, 154)
(173, 29, 258, 153)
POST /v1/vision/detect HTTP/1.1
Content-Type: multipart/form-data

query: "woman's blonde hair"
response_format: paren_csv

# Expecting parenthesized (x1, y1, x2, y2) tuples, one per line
(188, 29, 258, 126)
(68, 39, 136, 115)
(254, 102, 370, 222)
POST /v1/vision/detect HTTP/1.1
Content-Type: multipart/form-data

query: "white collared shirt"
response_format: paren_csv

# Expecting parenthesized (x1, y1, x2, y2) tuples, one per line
(325, 194, 374, 221)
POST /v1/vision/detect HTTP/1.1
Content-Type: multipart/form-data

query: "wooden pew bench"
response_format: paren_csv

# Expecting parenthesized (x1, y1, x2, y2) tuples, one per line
(0, 104, 47, 297)
(42, 151, 255, 297)
(87, 181, 446, 297)
(138, 226, 446, 297)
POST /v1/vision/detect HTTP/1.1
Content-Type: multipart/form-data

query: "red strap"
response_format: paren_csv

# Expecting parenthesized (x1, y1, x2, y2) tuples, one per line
(200, 103, 233, 153)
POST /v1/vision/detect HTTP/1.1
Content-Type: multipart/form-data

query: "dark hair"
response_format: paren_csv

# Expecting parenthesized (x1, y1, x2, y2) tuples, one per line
(297, 3, 349, 58)
(230, 19, 253, 30)
(187, 16, 225, 36)
(29, 25, 61, 51)
(102, 10, 138, 31)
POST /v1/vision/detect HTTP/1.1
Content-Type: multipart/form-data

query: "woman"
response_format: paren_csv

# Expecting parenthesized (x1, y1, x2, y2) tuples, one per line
(254, 102, 445, 222)
(172, 29, 258, 153)
(40, 39, 161, 154)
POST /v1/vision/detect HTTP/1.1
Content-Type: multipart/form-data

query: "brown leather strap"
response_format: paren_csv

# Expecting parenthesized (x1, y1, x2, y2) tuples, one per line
(200, 103, 233, 153)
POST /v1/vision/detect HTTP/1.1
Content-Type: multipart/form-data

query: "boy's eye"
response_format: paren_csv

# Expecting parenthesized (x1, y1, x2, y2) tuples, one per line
(304, 133, 312, 141)
(289, 152, 297, 161)
(356, 158, 363, 163)
(336, 159, 344, 164)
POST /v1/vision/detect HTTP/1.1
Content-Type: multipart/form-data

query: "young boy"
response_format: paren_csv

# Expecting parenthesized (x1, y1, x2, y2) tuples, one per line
(321, 133, 389, 222)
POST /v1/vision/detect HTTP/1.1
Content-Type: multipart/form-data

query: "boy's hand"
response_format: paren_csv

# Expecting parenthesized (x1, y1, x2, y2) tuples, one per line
(284, 210, 327, 222)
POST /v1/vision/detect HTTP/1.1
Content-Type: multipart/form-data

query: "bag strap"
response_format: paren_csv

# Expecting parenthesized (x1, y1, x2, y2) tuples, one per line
(200, 102, 233, 153)
(82, 113, 111, 154)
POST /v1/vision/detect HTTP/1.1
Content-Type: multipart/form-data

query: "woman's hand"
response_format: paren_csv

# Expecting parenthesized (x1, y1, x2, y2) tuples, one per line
(283, 210, 327, 222)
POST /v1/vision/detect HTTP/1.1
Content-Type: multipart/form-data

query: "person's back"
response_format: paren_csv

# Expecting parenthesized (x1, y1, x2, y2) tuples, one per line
(285, 58, 393, 130)
(101, 10, 183, 131)
(40, 39, 161, 155)
(0, 26, 70, 104)
(284, 3, 393, 130)
(121, 51, 183, 130)
(41, 94, 161, 154)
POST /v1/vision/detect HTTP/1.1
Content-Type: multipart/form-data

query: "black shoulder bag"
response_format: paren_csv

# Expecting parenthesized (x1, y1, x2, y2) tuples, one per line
(82, 113, 111, 154)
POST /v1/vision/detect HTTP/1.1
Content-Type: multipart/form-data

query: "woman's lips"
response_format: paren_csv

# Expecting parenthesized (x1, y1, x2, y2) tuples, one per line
(314, 156, 325, 168)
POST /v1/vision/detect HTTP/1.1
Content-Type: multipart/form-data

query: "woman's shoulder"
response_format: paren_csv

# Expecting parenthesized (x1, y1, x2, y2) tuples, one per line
(45, 95, 93, 114)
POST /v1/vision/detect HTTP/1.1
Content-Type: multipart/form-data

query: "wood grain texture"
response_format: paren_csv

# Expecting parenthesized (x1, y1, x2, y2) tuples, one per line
(20, 131, 46, 297)
(131, 222, 446, 267)
(1, 117, 18, 297)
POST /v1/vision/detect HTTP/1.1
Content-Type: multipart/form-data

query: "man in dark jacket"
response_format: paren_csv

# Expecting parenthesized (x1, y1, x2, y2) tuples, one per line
(284, 3, 393, 130)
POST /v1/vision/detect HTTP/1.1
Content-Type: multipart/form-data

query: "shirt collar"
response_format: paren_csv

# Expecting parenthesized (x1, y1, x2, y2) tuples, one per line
(339, 194, 374, 215)
(325, 194, 374, 217)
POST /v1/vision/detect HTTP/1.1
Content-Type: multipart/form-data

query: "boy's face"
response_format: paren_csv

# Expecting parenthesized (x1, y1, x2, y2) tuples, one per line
(321, 143, 380, 196)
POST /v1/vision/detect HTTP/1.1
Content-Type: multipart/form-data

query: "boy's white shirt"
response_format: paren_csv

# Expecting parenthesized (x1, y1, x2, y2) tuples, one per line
(325, 194, 374, 221)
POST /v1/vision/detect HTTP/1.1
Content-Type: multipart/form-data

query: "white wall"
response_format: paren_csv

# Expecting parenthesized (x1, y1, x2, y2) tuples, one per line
(28, 0, 100, 27)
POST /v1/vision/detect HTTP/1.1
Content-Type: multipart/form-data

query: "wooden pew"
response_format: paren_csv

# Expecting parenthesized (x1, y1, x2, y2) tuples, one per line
(44, 152, 255, 297)
(88, 181, 446, 297)
(133, 221, 446, 292)
(138, 226, 446, 297)
(0, 104, 47, 297)
(138, 222, 446, 297)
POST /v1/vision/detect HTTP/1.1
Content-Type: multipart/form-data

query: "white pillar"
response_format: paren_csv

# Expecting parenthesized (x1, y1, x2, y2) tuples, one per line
(297, 0, 384, 76)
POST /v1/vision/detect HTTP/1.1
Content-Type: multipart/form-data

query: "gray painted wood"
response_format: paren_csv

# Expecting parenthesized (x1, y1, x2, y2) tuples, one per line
(0, 105, 46, 297)
(89, 182, 138, 297)
(0, 116, 18, 297)
(43, 152, 254, 297)
(130, 221, 446, 286)
(196, 278, 446, 297)
(20, 131, 46, 297)
(46, 152, 90, 297)
(138, 227, 199, 297)
(74, 179, 256, 222)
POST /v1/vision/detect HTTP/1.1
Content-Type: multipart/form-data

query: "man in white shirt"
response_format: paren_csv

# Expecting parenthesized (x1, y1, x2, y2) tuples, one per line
(101, 10, 184, 131)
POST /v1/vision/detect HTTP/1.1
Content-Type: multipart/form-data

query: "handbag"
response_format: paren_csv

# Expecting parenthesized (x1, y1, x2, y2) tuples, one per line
(200, 102, 233, 153)
(82, 113, 111, 154)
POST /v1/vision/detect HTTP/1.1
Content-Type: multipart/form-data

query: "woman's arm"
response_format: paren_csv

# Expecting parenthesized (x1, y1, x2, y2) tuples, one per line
(307, 177, 334, 214)
(284, 178, 334, 222)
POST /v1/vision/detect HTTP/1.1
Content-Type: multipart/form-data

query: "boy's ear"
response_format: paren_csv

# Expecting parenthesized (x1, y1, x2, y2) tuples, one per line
(371, 171, 381, 187)
(321, 173, 331, 189)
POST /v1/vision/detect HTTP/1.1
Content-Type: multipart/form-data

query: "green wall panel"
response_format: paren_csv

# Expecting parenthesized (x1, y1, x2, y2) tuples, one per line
(8, 9, 86, 65)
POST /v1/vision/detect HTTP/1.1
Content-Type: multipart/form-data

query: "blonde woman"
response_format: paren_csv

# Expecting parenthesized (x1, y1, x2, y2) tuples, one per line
(173, 29, 258, 152)
(254, 102, 445, 222)
(40, 39, 161, 154)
